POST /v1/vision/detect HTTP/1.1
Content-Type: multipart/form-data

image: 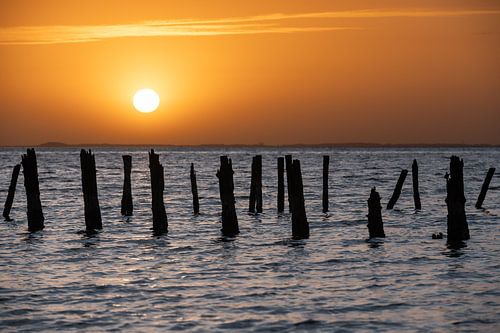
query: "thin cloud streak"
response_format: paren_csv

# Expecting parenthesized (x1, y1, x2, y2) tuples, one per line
(1, 9, 499, 45)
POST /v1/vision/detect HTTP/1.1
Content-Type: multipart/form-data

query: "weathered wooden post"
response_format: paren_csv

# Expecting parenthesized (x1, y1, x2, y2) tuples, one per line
(121, 155, 133, 216)
(412, 159, 421, 210)
(322, 155, 329, 213)
(445, 155, 469, 242)
(190, 163, 200, 215)
(149, 149, 168, 235)
(21, 149, 44, 231)
(80, 149, 102, 232)
(3, 164, 21, 221)
(387, 169, 408, 209)
(290, 159, 309, 239)
(277, 157, 285, 213)
(475, 168, 495, 209)
(285, 154, 293, 212)
(217, 156, 239, 236)
(367, 187, 385, 238)
(248, 155, 262, 213)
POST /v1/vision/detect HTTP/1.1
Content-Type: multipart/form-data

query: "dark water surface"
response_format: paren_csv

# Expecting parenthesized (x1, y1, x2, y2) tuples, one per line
(0, 148, 498, 332)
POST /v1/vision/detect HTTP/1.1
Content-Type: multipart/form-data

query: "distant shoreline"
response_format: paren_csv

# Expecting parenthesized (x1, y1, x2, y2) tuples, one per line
(0, 142, 499, 148)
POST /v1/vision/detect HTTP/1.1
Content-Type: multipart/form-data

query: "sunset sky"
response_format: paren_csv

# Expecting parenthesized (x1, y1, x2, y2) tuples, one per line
(1, 0, 499, 146)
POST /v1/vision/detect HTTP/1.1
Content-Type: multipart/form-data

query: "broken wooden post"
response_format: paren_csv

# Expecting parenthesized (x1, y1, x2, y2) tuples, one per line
(80, 149, 102, 232)
(367, 187, 385, 238)
(216, 156, 239, 236)
(387, 169, 408, 210)
(412, 159, 421, 210)
(148, 149, 168, 235)
(121, 155, 133, 216)
(322, 155, 329, 213)
(445, 155, 469, 242)
(248, 155, 262, 213)
(285, 154, 293, 212)
(21, 149, 44, 232)
(290, 159, 309, 239)
(3, 164, 21, 221)
(277, 157, 285, 213)
(190, 163, 200, 215)
(475, 168, 495, 209)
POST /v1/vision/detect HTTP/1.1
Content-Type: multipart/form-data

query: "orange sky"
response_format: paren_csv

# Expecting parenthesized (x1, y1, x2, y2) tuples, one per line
(1, 0, 499, 145)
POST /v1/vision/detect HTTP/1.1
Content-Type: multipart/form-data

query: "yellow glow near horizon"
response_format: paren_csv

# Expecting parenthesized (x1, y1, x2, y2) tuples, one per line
(133, 88, 160, 113)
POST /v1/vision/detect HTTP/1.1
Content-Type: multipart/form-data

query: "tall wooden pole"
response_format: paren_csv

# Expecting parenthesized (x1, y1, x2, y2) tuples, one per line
(412, 159, 421, 210)
(285, 154, 293, 213)
(290, 159, 309, 239)
(367, 187, 385, 238)
(322, 155, 329, 213)
(277, 157, 285, 213)
(190, 163, 200, 215)
(80, 149, 102, 232)
(445, 155, 469, 242)
(387, 169, 408, 210)
(3, 164, 21, 221)
(217, 156, 239, 236)
(475, 168, 495, 209)
(121, 155, 133, 216)
(22, 149, 44, 232)
(149, 149, 168, 235)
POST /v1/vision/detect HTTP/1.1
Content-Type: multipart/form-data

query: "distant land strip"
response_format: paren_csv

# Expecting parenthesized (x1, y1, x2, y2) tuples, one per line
(0, 142, 498, 148)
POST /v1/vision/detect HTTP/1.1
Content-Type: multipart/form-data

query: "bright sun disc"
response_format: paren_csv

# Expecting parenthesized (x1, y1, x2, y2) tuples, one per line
(133, 88, 160, 113)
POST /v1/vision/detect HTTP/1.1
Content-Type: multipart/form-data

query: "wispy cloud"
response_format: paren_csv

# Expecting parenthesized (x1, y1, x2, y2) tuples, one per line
(1, 9, 499, 45)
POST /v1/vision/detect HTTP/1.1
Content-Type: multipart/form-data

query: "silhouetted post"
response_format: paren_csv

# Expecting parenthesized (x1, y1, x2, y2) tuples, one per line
(367, 187, 385, 238)
(80, 149, 102, 232)
(412, 159, 421, 210)
(217, 156, 239, 236)
(21, 149, 44, 232)
(121, 155, 133, 216)
(3, 164, 21, 221)
(190, 163, 200, 215)
(475, 168, 495, 209)
(290, 159, 309, 239)
(387, 169, 408, 210)
(277, 157, 285, 213)
(285, 154, 293, 212)
(149, 149, 168, 235)
(322, 155, 329, 213)
(445, 156, 469, 242)
(248, 155, 262, 213)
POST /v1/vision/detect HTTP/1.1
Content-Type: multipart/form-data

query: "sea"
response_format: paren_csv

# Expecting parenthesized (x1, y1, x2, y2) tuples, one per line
(0, 147, 498, 332)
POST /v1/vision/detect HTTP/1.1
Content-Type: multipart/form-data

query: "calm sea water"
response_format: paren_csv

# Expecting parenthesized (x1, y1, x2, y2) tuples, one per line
(0, 147, 498, 332)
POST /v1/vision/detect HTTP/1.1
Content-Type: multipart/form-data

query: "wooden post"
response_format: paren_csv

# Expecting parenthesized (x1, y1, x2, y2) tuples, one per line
(121, 155, 133, 216)
(217, 156, 239, 236)
(367, 187, 385, 238)
(322, 155, 329, 213)
(248, 155, 262, 213)
(387, 169, 408, 210)
(80, 149, 102, 232)
(445, 155, 469, 242)
(290, 159, 309, 239)
(190, 163, 200, 215)
(249, 157, 256, 213)
(285, 154, 293, 212)
(475, 168, 495, 209)
(3, 164, 21, 221)
(148, 149, 168, 235)
(277, 157, 285, 213)
(412, 159, 421, 210)
(21, 149, 44, 232)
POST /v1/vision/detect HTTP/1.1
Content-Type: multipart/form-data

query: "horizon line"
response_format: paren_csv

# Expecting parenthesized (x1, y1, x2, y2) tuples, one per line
(1, 142, 499, 148)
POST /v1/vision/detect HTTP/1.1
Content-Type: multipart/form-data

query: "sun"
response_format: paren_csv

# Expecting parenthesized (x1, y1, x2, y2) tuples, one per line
(133, 88, 160, 113)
